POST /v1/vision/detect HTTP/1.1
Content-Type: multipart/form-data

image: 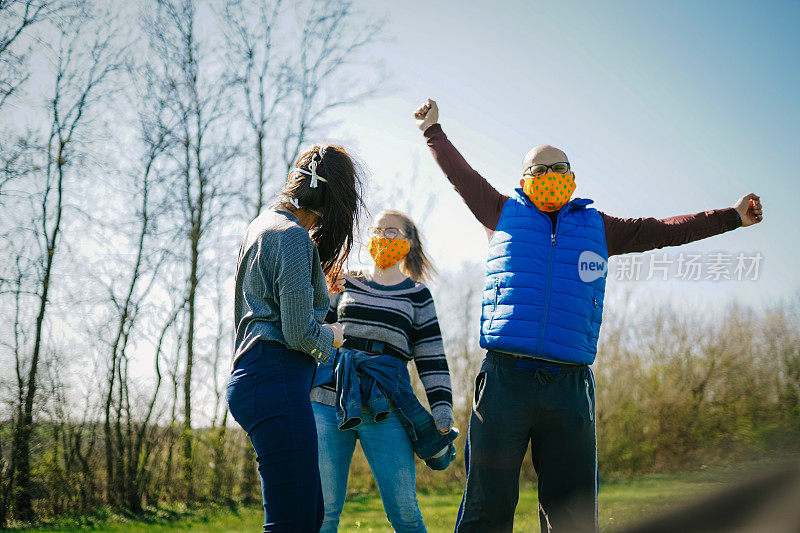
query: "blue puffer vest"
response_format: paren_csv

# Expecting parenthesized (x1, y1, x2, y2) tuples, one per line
(480, 189, 608, 365)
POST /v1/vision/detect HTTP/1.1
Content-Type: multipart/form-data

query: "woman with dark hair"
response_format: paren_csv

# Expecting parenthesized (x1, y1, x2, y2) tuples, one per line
(227, 144, 365, 533)
(311, 209, 456, 533)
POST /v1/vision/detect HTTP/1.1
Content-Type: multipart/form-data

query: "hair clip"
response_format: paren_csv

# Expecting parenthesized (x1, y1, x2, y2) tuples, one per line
(292, 148, 328, 188)
(289, 197, 300, 209)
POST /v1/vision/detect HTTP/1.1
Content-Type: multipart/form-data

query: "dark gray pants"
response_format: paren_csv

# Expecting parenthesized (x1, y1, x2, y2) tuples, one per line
(455, 351, 598, 533)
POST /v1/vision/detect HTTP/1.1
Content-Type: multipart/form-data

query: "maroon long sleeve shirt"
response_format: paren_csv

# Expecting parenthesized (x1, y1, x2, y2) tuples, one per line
(423, 124, 741, 256)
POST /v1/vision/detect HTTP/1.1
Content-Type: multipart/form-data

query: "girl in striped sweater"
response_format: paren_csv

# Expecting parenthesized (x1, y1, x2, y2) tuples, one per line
(311, 210, 453, 533)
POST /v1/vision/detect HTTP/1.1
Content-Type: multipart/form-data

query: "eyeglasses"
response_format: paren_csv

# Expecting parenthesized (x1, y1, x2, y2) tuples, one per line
(368, 226, 406, 239)
(523, 162, 571, 177)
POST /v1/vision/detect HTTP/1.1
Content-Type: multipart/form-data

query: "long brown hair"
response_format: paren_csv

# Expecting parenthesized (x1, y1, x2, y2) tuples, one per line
(380, 210, 436, 283)
(278, 144, 366, 279)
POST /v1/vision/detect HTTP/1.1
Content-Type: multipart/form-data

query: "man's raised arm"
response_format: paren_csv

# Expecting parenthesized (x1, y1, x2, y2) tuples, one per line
(602, 194, 763, 256)
(414, 98, 507, 232)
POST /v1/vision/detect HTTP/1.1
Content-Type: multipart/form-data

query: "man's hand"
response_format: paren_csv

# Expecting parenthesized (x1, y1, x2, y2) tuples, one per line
(734, 193, 763, 227)
(329, 322, 344, 348)
(414, 98, 438, 132)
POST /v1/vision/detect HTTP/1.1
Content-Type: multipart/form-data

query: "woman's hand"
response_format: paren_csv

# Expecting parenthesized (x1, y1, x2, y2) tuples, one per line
(414, 98, 438, 132)
(327, 270, 345, 296)
(433, 407, 455, 434)
(734, 193, 763, 227)
(329, 322, 344, 348)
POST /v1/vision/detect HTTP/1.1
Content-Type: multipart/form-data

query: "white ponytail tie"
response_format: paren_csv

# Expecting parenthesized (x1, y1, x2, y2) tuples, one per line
(292, 148, 327, 188)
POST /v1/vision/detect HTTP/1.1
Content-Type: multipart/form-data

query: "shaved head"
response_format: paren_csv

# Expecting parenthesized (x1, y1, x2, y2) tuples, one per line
(522, 144, 569, 173)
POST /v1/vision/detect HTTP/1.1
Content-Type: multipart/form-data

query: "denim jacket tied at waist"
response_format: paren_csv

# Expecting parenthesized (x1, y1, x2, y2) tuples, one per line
(313, 348, 457, 470)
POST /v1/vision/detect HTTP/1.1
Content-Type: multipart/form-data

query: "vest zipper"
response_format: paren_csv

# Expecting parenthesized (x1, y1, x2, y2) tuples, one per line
(536, 212, 563, 356)
(489, 278, 500, 329)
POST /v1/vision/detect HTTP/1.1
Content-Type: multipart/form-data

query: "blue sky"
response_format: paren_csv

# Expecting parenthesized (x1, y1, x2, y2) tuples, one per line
(325, 0, 800, 308)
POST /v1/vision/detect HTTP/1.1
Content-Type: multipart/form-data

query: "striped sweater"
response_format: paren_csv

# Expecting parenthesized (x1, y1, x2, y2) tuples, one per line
(310, 273, 454, 429)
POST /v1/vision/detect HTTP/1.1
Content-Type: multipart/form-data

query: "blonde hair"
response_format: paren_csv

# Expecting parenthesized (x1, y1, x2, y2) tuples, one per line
(379, 210, 436, 283)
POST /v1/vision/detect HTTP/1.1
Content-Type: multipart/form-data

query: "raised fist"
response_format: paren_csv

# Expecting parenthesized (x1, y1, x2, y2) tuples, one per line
(414, 98, 438, 132)
(733, 193, 763, 227)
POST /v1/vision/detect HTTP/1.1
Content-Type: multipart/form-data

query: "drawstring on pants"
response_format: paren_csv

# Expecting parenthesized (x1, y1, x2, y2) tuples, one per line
(534, 369, 553, 386)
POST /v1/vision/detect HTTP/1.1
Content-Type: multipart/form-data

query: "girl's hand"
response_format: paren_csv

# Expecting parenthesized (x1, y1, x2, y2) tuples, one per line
(734, 193, 763, 227)
(327, 270, 345, 296)
(329, 322, 344, 348)
(414, 98, 438, 132)
(433, 407, 455, 434)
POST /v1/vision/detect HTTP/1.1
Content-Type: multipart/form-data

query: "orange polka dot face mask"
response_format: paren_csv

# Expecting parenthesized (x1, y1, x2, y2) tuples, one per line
(367, 237, 410, 270)
(522, 172, 576, 212)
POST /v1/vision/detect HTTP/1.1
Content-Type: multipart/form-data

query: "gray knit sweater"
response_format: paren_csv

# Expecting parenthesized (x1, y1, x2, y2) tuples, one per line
(232, 208, 334, 371)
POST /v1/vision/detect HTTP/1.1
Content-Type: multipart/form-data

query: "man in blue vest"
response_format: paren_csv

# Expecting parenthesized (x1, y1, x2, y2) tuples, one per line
(413, 98, 763, 532)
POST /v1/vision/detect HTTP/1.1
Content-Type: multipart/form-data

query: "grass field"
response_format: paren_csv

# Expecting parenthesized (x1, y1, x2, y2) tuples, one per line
(16, 469, 742, 532)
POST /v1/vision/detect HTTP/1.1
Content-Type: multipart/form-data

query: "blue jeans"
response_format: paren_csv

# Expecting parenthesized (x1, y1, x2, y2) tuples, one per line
(312, 401, 427, 533)
(226, 341, 324, 533)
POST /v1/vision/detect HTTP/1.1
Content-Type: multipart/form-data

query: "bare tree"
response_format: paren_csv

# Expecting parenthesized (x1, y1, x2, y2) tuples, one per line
(205, 260, 231, 502)
(0, 257, 30, 527)
(144, 0, 237, 500)
(33, 346, 100, 516)
(220, 0, 288, 216)
(97, 71, 175, 510)
(161, 317, 185, 502)
(221, 0, 385, 218)
(0, 0, 390, 523)
(280, 0, 385, 171)
(6, 16, 119, 521)
(0, 0, 75, 111)
(0, 0, 84, 237)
